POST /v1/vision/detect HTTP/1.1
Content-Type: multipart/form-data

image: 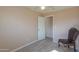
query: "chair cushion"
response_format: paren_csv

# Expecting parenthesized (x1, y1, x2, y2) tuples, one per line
(58, 39, 69, 44)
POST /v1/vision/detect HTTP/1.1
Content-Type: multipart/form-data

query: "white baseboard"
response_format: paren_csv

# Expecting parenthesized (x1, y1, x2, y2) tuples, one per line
(11, 40, 39, 52)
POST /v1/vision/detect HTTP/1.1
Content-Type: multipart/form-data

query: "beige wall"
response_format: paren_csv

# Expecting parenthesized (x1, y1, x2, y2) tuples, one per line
(0, 7, 41, 51)
(44, 7, 79, 43)
(45, 17, 53, 38)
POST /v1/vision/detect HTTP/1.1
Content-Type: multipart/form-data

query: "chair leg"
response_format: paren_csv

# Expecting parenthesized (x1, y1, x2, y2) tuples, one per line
(74, 42, 76, 52)
(68, 45, 69, 48)
(74, 46, 76, 52)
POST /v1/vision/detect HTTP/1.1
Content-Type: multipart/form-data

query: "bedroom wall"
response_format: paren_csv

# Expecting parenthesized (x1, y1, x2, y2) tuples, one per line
(44, 7, 79, 43)
(0, 7, 41, 51)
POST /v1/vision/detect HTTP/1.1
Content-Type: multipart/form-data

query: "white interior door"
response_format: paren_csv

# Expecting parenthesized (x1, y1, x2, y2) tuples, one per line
(38, 16, 45, 40)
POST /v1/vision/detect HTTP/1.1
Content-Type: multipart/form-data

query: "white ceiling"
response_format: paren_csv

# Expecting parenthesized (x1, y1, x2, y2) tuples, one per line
(27, 6, 74, 14)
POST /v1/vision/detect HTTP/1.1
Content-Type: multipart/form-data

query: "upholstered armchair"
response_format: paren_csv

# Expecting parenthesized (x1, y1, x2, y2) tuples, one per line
(58, 28, 79, 51)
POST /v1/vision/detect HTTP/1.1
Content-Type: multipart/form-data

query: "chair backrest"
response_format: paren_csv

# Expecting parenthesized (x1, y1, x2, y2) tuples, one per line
(68, 28, 78, 43)
(73, 31, 79, 41)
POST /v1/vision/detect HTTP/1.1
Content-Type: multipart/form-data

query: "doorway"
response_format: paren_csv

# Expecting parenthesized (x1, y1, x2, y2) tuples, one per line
(45, 16, 53, 39)
(38, 16, 53, 40)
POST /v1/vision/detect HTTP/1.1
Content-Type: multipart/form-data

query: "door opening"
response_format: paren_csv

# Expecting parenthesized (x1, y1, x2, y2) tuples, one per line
(45, 16, 53, 40)
(37, 16, 53, 40)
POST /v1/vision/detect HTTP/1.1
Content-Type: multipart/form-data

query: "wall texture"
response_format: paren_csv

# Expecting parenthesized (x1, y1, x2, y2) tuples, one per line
(44, 7, 79, 43)
(0, 7, 41, 51)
